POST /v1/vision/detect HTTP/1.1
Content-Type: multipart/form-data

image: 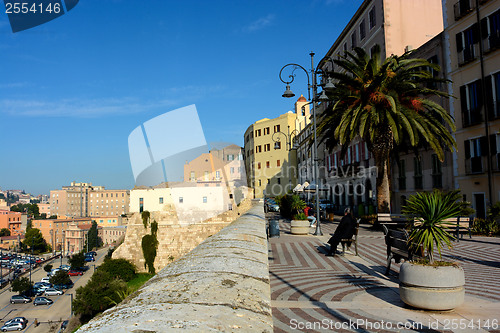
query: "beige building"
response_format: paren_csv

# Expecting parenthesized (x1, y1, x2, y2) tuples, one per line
(38, 203, 51, 217)
(244, 96, 310, 198)
(33, 217, 93, 252)
(312, 0, 446, 213)
(443, 0, 500, 218)
(102, 226, 127, 246)
(66, 222, 103, 254)
(50, 181, 129, 218)
(391, 32, 455, 213)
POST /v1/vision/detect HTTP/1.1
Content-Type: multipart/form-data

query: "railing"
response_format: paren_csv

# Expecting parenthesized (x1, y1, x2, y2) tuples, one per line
(483, 33, 500, 54)
(465, 156, 484, 174)
(462, 105, 483, 127)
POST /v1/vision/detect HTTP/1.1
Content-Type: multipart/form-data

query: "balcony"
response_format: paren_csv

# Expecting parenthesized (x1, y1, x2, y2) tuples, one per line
(462, 106, 483, 127)
(458, 43, 479, 66)
(465, 156, 484, 174)
(454, 0, 475, 21)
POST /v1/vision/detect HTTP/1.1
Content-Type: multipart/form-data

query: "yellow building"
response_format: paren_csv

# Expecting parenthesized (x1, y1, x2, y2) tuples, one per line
(444, 0, 500, 218)
(244, 96, 310, 198)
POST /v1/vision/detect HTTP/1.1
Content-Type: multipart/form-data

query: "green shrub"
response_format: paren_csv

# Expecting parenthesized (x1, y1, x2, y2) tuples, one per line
(293, 212, 308, 220)
(472, 218, 500, 236)
(99, 258, 137, 282)
(360, 214, 377, 225)
(357, 204, 365, 217)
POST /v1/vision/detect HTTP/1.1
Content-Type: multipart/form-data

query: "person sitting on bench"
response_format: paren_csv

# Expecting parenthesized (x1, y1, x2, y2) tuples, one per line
(326, 208, 356, 256)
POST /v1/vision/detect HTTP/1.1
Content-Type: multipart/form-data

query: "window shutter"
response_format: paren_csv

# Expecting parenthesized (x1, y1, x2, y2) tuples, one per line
(476, 79, 483, 109)
(464, 140, 471, 159)
(456, 33, 463, 52)
(472, 23, 480, 43)
(481, 17, 489, 40)
(480, 136, 489, 156)
(490, 134, 498, 155)
(484, 75, 494, 118)
(460, 85, 468, 114)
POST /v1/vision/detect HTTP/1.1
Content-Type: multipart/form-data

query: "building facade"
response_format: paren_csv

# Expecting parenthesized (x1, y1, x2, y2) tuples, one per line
(33, 217, 93, 252)
(244, 96, 310, 198)
(0, 210, 23, 236)
(444, 0, 500, 218)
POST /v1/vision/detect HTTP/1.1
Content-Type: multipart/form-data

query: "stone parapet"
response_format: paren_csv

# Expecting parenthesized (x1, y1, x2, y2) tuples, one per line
(77, 203, 272, 332)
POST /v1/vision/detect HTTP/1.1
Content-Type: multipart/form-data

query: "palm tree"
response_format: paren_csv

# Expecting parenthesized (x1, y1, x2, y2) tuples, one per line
(318, 45, 456, 213)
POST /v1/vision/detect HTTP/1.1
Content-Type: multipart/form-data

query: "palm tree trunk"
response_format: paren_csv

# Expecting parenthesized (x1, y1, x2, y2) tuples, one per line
(374, 153, 391, 213)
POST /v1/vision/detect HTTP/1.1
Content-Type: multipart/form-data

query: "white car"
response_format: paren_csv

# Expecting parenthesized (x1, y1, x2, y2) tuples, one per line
(41, 277, 50, 283)
(44, 288, 64, 296)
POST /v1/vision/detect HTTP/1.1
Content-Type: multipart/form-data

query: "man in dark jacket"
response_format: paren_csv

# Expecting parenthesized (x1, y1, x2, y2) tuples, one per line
(326, 208, 356, 256)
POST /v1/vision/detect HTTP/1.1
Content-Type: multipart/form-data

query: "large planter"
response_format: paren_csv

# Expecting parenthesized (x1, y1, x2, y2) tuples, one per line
(399, 262, 465, 311)
(290, 220, 310, 235)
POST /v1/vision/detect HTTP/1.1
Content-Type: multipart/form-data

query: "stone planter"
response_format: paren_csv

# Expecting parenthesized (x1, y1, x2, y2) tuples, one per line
(290, 220, 310, 235)
(399, 262, 465, 311)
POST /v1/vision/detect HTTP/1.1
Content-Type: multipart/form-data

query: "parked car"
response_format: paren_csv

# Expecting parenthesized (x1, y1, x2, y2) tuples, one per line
(59, 264, 71, 271)
(54, 282, 73, 290)
(10, 295, 31, 304)
(34, 282, 52, 290)
(33, 296, 53, 306)
(44, 288, 64, 296)
(4, 317, 27, 326)
(68, 270, 83, 276)
(84, 256, 95, 262)
(40, 277, 51, 283)
(0, 321, 26, 331)
(75, 266, 89, 272)
(85, 251, 97, 257)
(60, 320, 68, 331)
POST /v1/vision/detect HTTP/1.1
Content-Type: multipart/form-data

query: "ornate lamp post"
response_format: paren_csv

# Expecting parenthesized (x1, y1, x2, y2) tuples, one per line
(279, 52, 330, 236)
(272, 125, 299, 151)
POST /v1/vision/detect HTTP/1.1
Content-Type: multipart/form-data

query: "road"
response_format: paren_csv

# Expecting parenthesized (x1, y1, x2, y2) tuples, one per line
(0, 248, 107, 332)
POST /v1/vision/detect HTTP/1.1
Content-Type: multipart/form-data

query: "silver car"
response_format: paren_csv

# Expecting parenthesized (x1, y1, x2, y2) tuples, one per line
(44, 288, 63, 296)
(0, 321, 26, 331)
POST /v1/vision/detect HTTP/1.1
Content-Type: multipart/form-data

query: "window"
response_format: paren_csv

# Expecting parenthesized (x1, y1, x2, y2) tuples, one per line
(179, 197, 184, 203)
(369, 7, 376, 29)
(245, 135, 249, 143)
(203, 196, 207, 203)
(460, 80, 483, 127)
(215, 171, 221, 180)
(264, 127, 270, 135)
(277, 160, 281, 167)
(454, 0, 474, 21)
(190, 171, 195, 181)
(277, 178, 281, 184)
(258, 179, 262, 186)
(351, 32, 357, 49)
(227, 154, 234, 161)
(264, 143, 270, 152)
(359, 19, 366, 40)
(485, 72, 500, 119)
(483, 10, 500, 51)
(414, 156, 423, 190)
(456, 24, 479, 65)
(255, 129, 261, 137)
(257, 162, 261, 169)
(230, 167, 234, 174)
(398, 160, 406, 190)
(204, 171, 209, 181)
(274, 125, 280, 133)
(256, 145, 262, 153)
(431, 154, 443, 188)
(465, 137, 487, 174)
(159, 197, 163, 204)
(266, 161, 270, 168)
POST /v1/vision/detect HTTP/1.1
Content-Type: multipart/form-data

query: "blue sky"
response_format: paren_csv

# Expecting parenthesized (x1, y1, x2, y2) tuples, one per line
(0, 0, 363, 195)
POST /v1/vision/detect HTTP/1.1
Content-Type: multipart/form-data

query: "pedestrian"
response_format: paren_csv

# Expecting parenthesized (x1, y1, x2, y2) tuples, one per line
(307, 211, 317, 227)
(326, 208, 356, 256)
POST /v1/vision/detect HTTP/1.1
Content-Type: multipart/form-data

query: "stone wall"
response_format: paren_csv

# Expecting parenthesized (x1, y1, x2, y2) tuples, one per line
(77, 203, 272, 332)
(112, 196, 254, 273)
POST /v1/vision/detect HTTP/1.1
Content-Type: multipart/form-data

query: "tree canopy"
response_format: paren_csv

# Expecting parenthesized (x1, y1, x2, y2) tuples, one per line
(22, 228, 49, 253)
(0, 228, 11, 237)
(69, 252, 86, 270)
(319, 45, 456, 212)
(11, 277, 32, 295)
(98, 258, 136, 282)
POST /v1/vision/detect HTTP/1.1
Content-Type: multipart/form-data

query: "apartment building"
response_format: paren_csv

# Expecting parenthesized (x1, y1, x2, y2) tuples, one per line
(391, 33, 455, 213)
(314, 0, 446, 213)
(444, 0, 500, 218)
(244, 96, 310, 198)
(0, 210, 23, 236)
(50, 181, 129, 218)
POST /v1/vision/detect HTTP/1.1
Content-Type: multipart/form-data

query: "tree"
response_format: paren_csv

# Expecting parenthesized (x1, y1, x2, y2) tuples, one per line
(50, 270, 72, 286)
(85, 221, 100, 251)
(98, 258, 136, 282)
(0, 228, 10, 237)
(44, 264, 53, 273)
(72, 270, 128, 323)
(69, 252, 86, 270)
(10, 203, 40, 219)
(319, 45, 456, 212)
(11, 277, 32, 295)
(22, 228, 48, 253)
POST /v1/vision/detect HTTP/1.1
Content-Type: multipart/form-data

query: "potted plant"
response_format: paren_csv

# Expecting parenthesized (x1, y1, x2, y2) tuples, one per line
(400, 190, 465, 311)
(289, 196, 309, 235)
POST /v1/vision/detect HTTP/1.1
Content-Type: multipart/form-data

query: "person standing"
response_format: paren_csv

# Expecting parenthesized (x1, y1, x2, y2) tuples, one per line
(326, 208, 356, 256)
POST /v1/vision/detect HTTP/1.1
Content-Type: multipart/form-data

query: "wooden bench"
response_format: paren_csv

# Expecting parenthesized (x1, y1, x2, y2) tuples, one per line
(340, 219, 360, 256)
(443, 217, 472, 241)
(377, 213, 408, 229)
(382, 225, 422, 275)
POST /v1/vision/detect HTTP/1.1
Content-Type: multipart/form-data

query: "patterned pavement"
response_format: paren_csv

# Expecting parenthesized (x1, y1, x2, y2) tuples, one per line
(268, 214, 500, 332)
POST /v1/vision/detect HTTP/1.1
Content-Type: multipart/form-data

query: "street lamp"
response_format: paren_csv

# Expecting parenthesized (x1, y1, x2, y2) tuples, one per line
(279, 51, 326, 236)
(272, 125, 299, 151)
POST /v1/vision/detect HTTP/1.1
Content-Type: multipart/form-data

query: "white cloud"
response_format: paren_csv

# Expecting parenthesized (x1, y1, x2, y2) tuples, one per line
(243, 14, 275, 33)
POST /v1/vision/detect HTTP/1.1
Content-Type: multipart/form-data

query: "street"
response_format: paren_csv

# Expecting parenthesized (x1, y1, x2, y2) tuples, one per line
(0, 248, 107, 332)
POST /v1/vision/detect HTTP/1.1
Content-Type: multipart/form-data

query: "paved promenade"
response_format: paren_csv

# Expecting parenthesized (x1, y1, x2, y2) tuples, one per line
(267, 213, 500, 333)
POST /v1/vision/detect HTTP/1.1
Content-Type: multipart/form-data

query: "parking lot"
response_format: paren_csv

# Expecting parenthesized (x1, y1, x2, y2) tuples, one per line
(0, 249, 106, 332)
